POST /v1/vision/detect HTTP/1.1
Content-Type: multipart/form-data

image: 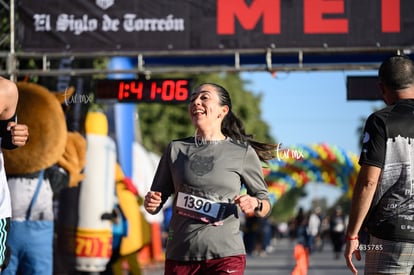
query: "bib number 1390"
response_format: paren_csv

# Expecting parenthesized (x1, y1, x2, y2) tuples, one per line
(176, 192, 221, 218)
(183, 195, 212, 212)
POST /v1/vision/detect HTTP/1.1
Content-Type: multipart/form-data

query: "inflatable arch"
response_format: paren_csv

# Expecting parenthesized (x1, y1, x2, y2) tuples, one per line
(263, 143, 360, 203)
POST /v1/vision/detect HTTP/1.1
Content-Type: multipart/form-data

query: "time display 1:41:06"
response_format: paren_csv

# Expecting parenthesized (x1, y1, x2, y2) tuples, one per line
(95, 78, 192, 103)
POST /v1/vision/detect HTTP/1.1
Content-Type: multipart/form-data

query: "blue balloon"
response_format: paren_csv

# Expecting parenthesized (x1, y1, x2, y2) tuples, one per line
(108, 57, 136, 178)
(108, 57, 136, 80)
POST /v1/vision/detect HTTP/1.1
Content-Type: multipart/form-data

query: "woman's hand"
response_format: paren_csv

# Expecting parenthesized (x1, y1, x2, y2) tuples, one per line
(144, 191, 162, 214)
(234, 194, 258, 216)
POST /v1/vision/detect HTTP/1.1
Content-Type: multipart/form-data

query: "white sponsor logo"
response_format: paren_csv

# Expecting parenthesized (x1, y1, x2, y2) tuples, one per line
(96, 0, 114, 10)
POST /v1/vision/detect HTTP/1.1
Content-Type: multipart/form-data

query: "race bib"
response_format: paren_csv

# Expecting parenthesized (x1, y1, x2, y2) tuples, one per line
(176, 192, 234, 225)
(176, 192, 221, 219)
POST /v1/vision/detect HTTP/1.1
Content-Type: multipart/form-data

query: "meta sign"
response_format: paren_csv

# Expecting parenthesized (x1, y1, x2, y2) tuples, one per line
(17, 0, 412, 52)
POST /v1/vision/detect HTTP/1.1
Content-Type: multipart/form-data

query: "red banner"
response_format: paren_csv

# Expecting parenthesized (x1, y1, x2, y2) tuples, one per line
(17, 0, 413, 52)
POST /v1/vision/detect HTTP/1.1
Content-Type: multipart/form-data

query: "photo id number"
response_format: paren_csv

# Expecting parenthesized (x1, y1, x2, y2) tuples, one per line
(358, 244, 383, 251)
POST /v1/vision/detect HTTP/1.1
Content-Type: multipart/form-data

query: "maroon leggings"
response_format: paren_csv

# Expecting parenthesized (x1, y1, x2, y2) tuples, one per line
(165, 255, 246, 275)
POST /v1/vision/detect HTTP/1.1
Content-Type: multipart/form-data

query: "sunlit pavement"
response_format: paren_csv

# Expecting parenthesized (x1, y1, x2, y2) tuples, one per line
(141, 238, 365, 275)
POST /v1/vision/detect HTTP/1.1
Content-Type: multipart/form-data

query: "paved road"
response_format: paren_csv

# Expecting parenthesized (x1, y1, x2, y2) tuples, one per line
(142, 238, 365, 275)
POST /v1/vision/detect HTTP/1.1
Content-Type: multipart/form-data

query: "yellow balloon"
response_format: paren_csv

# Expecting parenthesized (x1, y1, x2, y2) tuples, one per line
(85, 111, 108, 135)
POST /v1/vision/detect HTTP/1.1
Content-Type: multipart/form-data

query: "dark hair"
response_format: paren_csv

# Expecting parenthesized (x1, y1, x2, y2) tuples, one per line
(379, 55, 414, 90)
(196, 83, 277, 163)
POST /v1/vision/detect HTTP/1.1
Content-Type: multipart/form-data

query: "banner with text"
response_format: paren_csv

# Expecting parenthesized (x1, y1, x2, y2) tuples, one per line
(17, 0, 413, 52)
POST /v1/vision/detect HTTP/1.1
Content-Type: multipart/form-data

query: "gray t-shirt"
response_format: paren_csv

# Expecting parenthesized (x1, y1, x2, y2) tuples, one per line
(151, 137, 270, 261)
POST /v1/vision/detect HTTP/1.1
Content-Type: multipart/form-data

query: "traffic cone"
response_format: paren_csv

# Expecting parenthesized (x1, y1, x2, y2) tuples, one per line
(291, 243, 309, 275)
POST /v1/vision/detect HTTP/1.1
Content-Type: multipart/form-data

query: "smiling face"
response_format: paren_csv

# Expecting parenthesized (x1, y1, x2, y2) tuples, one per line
(188, 84, 229, 134)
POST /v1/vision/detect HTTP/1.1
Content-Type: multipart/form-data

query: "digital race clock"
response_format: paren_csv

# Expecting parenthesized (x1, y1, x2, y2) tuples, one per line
(95, 78, 192, 103)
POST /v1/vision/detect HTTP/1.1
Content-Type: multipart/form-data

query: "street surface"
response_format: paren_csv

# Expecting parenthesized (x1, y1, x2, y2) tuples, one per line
(142, 238, 365, 275)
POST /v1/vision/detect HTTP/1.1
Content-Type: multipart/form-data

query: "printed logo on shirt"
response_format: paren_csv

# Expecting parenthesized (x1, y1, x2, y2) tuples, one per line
(190, 155, 214, 176)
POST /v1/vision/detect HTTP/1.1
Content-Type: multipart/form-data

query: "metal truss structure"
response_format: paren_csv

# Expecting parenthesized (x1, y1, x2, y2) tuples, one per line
(2, 47, 413, 78)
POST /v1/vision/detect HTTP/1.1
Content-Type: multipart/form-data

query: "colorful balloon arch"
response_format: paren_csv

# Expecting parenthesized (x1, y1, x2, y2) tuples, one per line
(263, 143, 360, 203)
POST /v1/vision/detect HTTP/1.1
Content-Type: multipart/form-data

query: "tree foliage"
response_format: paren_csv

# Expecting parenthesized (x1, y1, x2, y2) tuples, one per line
(138, 72, 275, 154)
(271, 187, 307, 223)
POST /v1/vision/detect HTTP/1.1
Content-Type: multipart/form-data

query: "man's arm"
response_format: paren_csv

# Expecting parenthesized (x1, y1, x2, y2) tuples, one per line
(344, 164, 381, 274)
(0, 77, 29, 149)
(347, 164, 381, 237)
(0, 77, 18, 120)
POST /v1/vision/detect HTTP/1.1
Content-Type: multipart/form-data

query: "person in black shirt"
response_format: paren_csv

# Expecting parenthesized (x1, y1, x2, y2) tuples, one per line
(344, 55, 414, 274)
